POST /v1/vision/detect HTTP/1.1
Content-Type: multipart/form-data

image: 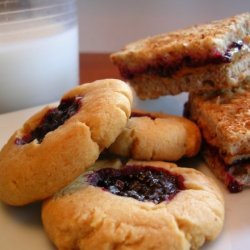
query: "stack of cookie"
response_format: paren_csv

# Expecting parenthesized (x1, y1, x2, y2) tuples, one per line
(111, 12, 250, 193)
(0, 78, 224, 249)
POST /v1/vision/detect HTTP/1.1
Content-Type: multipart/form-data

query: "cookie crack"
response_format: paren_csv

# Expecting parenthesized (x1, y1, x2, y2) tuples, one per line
(172, 216, 197, 249)
(171, 190, 224, 249)
(114, 95, 132, 119)
(10, 179, 19, 192)
(77, 121, 102, 151)
(151, 148, 157, 160)
(111, 218, 190, 250)
(80, 104, 130, 151)
(72, 209, 106, 249)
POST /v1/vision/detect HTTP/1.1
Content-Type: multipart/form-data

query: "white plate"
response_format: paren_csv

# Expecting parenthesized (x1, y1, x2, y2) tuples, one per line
(0, 95, 249, 250)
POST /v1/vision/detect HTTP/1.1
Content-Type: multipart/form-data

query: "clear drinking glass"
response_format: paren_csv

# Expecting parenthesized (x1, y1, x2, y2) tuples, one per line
(0, 0, 79, 113)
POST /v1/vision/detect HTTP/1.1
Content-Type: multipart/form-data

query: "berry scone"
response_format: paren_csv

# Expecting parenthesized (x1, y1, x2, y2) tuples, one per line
(42, 159, 224, 250)
(0, 79, 132, 205)
(109, 110, 201, 161)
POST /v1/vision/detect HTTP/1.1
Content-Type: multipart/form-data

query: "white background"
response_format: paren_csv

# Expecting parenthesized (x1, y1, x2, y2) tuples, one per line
(77, 0, 250, 52)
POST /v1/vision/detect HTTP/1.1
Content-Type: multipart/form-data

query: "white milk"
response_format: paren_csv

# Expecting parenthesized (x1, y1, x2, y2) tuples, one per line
(0, 25, 78, 113)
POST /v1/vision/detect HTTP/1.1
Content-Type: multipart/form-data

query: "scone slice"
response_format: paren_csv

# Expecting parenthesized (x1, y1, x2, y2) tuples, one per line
(203, 145, 250, 193)
(0, 79, 132, 205)
(186, 86, 250, 192)
(42, 159, 224, 250)
(187, 86, 250, 164)
(109, 109, 201, 161)
(111, 12, 250, 98)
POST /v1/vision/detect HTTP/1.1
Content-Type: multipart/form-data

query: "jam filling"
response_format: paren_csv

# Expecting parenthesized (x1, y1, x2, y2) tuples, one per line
(227, 178, 243, 193)
(87, 165, 185, 204)
(121, 40, 245, 79)
(15, 97, 82, 145)
(206, 145, 249, 193)
(130, 111, 157, 120)
(226, 159, 250, 193)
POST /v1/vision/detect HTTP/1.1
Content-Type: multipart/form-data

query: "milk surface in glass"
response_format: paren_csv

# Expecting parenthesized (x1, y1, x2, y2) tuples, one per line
(0, 0, 79, 113)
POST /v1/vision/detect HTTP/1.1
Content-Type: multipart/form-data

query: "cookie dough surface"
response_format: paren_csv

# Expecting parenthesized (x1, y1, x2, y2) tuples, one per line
(42, 160, 224, 250)
(109, 110, 201, 161)
(0, 79, 132, 205)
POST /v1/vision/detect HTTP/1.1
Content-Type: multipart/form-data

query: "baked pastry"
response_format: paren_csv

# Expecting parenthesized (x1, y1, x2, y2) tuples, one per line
(111, 12, 250, 98)
(109, 110, 201, 161)
(185, 85, 250, 192)
(42, 159, 224, 250)
(0, 79, 132, 205)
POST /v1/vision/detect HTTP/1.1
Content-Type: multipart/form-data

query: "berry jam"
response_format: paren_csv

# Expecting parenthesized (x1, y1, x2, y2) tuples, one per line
(15, 97, 82, 145)
(121, 40, 244, 79)
(223, 40, 244, 62)
(227, 179, 243, 193)
(88, 165, 185, 204)
(226, 159, 249, 193)
(130, 111, 157, 120)
(205, 144, 247, 193)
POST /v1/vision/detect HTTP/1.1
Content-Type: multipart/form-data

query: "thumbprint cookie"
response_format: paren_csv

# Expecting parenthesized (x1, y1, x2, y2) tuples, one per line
(109, 110, 201, 161)
(0, 79, 132, 205)
(42, 159, 224, 250)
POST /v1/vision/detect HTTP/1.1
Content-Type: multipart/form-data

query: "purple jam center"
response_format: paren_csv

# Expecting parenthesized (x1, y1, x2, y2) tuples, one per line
(121, 40, 244, 79)
(87, 165, 185, 204)
(15, 97, 82, 145)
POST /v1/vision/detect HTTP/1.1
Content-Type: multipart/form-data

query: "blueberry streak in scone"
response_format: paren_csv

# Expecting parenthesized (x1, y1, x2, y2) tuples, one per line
(111, 12, 250, 98)
(203, 145, 250, 193)
(186, 86, 250, 192)
(118, 40, 248, 79)
(42, 159, 224, 250)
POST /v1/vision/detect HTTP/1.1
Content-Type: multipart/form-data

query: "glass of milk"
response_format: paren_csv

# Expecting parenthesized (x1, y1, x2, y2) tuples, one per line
(0, 0, 79, 114)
